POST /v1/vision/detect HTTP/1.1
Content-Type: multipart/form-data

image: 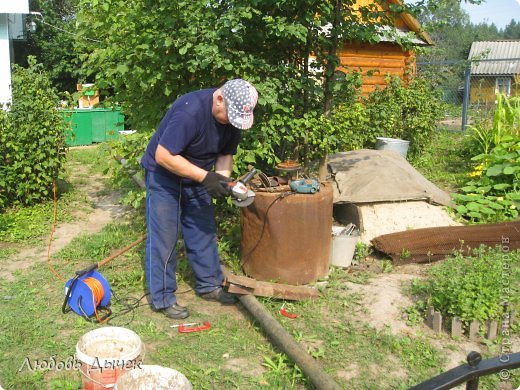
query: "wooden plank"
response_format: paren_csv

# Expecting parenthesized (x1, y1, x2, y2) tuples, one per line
(337, 66, 404, 76)
(362, 76, 396, 85)
(486, 320, 498, 340)
(339, 46, 416, 60)
(222, 269, 257, 289)
(360, 85, 381, 94)
(339, 48, 408, 60)
(451, 317, 462, 338)
(222, 266, 320, 300)
(340, 56, 405, 68)
(433, 311, 442, 333)
(469, 320, 480, 341)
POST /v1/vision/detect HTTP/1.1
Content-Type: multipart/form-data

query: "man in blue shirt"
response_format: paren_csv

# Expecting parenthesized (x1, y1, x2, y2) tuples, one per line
(141, 79, 258, 319)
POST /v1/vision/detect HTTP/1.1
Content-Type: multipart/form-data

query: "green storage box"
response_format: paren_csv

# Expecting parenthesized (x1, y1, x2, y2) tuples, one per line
(62, 108, 124, 146)
(62, 110, 93, 146)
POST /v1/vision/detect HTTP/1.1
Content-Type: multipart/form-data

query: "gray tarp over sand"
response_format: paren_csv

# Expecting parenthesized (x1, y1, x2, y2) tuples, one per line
(328, 149, 452, 206)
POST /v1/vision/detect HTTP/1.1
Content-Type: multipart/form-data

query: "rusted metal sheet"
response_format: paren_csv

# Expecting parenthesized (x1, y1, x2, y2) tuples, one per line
(222, 266, 320, 300)
(372, 221, 520, 264)
(240, 182, 333, 285)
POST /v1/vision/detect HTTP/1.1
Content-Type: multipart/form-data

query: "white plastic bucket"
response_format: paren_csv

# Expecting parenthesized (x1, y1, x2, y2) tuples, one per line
(375, 137, 410, 158)
(76, 327, 144, 390)
(115, 365, 193, 390)
(330, 226, 359, 268)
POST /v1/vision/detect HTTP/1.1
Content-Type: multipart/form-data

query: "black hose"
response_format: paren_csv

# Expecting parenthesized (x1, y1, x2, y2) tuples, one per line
(238, 294, 341, 390)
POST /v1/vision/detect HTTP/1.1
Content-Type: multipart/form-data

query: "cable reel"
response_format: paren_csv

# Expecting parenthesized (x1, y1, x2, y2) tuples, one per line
(62, 266, 112, 322)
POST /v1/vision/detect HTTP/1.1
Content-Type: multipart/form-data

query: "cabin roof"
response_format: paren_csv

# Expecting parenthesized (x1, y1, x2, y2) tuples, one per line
(468, 40, 520, 75)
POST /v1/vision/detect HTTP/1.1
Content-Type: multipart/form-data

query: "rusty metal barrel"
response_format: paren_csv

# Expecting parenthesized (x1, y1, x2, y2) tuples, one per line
(240, 182, 333, 285)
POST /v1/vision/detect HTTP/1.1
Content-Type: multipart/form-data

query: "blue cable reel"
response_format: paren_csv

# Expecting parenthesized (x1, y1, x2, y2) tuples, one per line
(62, 266, 112, 322)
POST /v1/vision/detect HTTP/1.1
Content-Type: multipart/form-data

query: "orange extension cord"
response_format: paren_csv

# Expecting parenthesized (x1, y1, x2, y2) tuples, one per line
(47, 180, 65, 282)
(83, 277, 106, 323)
(46, 179, 145, 323)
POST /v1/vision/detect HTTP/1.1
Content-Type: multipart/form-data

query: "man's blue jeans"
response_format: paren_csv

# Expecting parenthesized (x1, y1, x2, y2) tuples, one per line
(144, 170, 224, 310)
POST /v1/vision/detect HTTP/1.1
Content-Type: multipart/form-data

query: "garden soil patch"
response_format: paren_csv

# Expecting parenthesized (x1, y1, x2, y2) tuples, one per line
(343, 273, 417, 335)
(343, 263, 520, 372)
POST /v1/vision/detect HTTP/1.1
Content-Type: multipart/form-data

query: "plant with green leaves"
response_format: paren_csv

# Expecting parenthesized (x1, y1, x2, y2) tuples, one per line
(410, 246, 520, 329)
(453, 134, 520, 223)
(0, 57, 67, 210)
(14, 0, 80, 93)
(468, 94, 520, 155)
(106, 132, 152, 209)
(360, 75, 445, 158)
(73, 0, 418, 176)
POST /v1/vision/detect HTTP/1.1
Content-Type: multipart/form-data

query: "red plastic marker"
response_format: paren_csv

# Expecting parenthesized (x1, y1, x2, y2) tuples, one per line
(279, 305, 298, 319)
(171, 322, 212, 333)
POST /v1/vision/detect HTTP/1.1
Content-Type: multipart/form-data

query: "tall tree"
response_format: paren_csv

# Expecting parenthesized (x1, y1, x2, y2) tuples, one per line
(74, 0, 484, 172)
(503, 19, 520, 39)
(13, 0, 80, 92)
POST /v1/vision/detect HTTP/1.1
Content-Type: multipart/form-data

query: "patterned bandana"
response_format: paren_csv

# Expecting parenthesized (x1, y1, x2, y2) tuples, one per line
(222, 79, 258, 130)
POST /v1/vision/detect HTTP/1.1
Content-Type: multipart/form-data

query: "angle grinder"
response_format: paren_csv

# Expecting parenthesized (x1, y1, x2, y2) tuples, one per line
(223, 168, 257, 207)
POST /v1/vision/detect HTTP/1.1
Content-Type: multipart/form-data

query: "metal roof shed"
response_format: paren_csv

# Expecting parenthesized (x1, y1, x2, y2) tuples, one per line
(468, 40, 520, 75)
(467, 40, 520, 103)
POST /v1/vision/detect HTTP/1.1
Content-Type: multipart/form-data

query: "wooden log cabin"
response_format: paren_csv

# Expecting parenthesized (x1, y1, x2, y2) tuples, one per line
(337, 0, 433, 95)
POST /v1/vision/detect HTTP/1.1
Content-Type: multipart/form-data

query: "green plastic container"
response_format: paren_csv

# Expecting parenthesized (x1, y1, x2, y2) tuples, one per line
(62, 108, 124, 146)
(62, 110, 93, 146)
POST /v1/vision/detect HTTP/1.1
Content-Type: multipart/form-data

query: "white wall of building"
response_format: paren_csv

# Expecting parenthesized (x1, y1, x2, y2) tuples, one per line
(0, 1, 29, 14)
(0, 0, 30, 106)
(0, 13, 11, 106)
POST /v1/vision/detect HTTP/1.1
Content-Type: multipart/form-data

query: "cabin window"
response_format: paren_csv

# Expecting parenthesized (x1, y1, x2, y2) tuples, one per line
(496, 77, 511, 96)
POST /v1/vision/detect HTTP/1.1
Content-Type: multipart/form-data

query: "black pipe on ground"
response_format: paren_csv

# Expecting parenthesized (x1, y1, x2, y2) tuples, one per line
(238, 294, 341, 390)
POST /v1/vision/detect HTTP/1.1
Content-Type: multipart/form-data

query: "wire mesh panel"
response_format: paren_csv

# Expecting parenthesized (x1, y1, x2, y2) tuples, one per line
(417, 61, 467, 105)
(418, 58, 520, 131)
(470, 60, 520, 104)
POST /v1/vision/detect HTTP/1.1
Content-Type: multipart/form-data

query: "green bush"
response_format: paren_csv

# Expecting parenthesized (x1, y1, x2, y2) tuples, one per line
(468, 94, 520, 155)
(106, 131, 152, 209)
(330, 101, 370, 152)
(453, 135, 520, 223)
(235, 74, 444, 174)
(410, 246, 520, 328)
(360, 76, 445, 158)
(0, 57, 67, 209)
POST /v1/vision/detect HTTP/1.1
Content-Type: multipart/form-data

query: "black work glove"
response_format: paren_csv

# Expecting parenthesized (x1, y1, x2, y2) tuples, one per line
(202, 172, 231, 198)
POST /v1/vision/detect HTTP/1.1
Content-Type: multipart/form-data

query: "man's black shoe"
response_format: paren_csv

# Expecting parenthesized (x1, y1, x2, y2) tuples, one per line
(158, 303, 189, 319)
(199, 287, 238, 305)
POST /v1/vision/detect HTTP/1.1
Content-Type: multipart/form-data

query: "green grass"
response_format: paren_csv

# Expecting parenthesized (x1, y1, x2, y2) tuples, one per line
(66, 146, 113, 176)
(1, 143, 519, 389)
(412, 129, 474, 193)
(0, 146, 114, 245)
(0, 189, 86, 244)
(0, 223, 450, 389)
(0, 247, 18, 261)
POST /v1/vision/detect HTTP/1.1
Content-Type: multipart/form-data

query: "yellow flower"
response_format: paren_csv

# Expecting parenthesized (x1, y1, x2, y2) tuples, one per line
(469, 163, 485, 177)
